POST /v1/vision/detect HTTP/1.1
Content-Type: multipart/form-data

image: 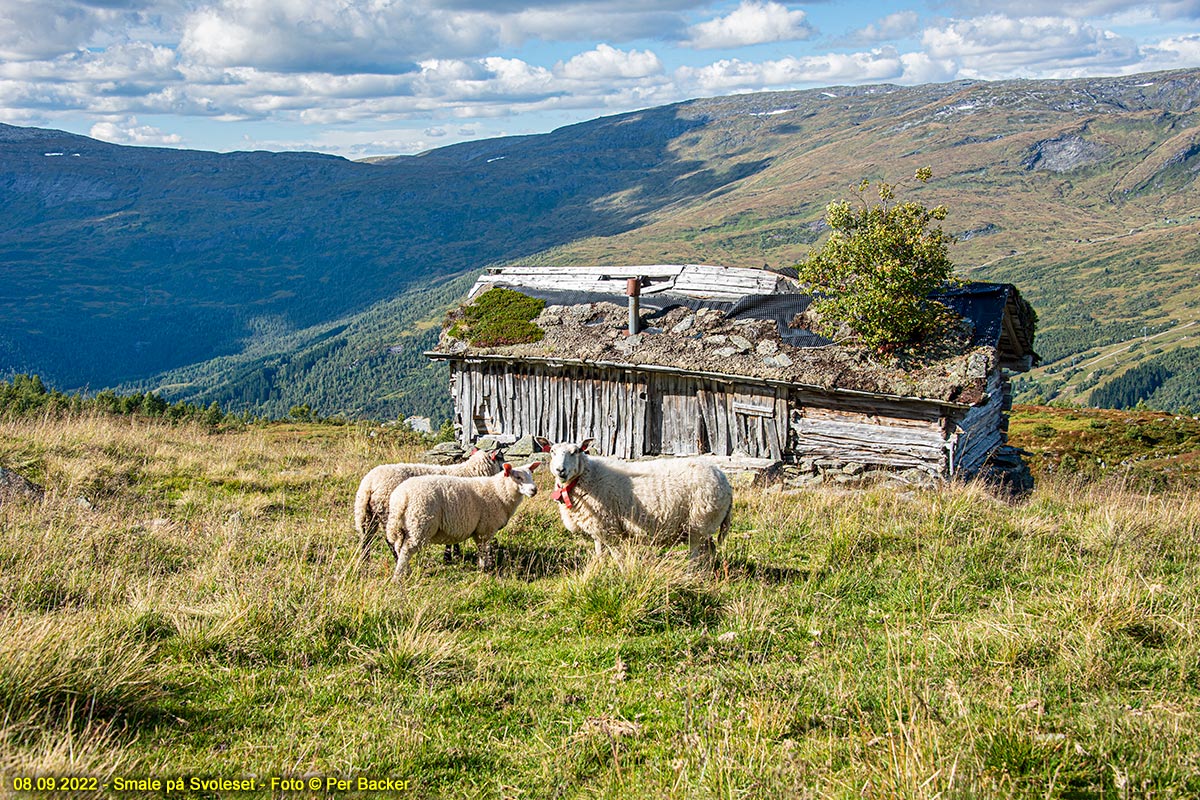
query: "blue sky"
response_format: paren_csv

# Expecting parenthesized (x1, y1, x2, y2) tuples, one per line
(1, 0, 1197, 157)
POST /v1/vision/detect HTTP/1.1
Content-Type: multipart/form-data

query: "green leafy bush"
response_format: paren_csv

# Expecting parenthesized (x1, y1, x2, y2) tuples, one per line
(446, 288, 545, 347)
(794, 168, 957, 351)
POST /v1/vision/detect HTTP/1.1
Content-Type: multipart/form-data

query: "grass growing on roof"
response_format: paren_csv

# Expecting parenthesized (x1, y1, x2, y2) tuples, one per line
(0, 410, 1198, 796)
(446, 287, 546, 347)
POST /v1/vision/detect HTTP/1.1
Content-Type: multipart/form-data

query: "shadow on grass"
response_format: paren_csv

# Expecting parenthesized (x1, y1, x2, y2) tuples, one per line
(719, 556, 813, 584)
(440, 542, 588, 581)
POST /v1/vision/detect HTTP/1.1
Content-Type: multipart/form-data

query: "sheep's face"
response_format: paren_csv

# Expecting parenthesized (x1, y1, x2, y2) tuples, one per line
(549, 439, 592, 484)
(503, 462, 540, 497)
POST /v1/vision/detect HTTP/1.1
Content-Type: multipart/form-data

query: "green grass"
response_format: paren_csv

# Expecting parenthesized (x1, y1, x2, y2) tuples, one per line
(1, 413, 1199, 796)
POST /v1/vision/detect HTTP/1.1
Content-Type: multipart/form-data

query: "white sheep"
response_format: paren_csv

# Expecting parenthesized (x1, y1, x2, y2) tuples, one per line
(384, 462, 540, 582)
(354, 448, 503, 566)
(548, 439, 733, 565)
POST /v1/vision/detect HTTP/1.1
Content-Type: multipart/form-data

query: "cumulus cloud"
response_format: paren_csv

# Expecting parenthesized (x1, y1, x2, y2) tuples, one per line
(558, 44, 663, 80)
(676, 50, 907, 92)
(0, 0, 115, 60)
(89, 115, 183, 144)
(922, 15, 1140, 76)
(179, 0, 497, 74)
(844, 11, 921, 44)
(685, 0, 814, 50)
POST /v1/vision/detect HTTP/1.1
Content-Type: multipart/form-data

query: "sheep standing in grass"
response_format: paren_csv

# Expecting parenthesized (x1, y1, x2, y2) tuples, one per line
(354, 449, 503, 566)
(548, 439, 733, 566)
(384, 462, 540, 582)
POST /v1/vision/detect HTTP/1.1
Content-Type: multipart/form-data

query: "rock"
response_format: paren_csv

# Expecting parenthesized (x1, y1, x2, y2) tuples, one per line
(763, 353, 793, 368)
(715, 347, 740, 358)
(505, 434, 546, 457)
(842, 462, 866, 476)
(422, 441, 466, 465)
(701, 335, 728, 347)
(975, 445, 1035, 499)
(728, 335, 753, 352)
(671, 315, 696, 334)
(756, 340, 779, 356)
(0, 466, 44, 507)
(403, 415, 433, 434)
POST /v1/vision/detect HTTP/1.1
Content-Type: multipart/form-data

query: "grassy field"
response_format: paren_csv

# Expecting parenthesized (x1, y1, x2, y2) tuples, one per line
(1, 412, 1199, 798)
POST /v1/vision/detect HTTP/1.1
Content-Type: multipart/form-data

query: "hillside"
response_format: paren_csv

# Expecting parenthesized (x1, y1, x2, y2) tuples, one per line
(2, 410, 1198, 795)
(3, 68, 1200, 419)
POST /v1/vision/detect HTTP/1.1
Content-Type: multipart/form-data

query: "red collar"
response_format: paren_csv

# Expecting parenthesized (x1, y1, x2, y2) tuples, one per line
(551, 478, 579, 509)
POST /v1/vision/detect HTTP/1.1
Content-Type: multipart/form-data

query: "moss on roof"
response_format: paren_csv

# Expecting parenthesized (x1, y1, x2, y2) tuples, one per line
(434, 295, 998, 405)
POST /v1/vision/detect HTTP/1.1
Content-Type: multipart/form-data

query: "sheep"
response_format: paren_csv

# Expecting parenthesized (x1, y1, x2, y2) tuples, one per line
(383, 462, 540, 582)
(547, 439, 733, 566)
(354, 448, 503, 567)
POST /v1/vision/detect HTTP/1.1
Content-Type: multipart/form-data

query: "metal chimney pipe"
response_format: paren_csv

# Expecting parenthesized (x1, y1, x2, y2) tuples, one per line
(626, 278, 641, 336)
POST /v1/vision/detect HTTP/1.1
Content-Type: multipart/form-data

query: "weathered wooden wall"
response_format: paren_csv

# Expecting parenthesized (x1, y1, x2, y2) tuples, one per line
(947, 369, 1006, 476)
(447, 360, 1005, 476)
(450, 362, 791, 459)
(789, 391, 950, 474)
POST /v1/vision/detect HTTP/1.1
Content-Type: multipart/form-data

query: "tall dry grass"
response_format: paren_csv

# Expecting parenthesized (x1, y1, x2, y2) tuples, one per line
(0, 411, 1197, 796)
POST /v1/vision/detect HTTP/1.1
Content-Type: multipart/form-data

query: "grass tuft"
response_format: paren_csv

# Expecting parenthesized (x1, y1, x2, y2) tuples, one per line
(556, 546, 724, 634)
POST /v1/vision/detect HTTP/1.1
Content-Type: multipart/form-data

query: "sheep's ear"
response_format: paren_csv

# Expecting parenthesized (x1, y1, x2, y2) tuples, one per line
(490, 450, 502, 461)
(580, 438, 594, 453)
(503, 463, 513, 476)
(469, 447, 478, 455)
(534, 436, 552, 452)
(526, 461, 540, 472)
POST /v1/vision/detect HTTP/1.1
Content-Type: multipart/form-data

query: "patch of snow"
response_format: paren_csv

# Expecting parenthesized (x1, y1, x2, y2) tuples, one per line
(486, 156, 506, 163)
(44, 152, 64, 157)
(749, 108, 792, 117)
(820, 92, 838, 98)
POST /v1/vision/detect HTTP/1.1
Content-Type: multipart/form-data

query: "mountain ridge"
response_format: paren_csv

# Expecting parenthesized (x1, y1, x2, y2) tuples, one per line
(3, 68, 1199, 418)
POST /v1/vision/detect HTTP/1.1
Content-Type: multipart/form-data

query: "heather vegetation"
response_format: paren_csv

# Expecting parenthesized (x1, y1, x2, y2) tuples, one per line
(1, 409, 1198, 797)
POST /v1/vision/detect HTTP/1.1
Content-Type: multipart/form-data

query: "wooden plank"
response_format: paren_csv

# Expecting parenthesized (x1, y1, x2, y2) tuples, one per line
(732, 400, 775, 417)
(795, 418, 947, 448)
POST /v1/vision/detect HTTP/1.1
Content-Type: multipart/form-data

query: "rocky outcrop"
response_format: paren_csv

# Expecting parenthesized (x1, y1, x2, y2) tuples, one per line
(1024, 134, 1111, 173)
(0, 466, 44, 507)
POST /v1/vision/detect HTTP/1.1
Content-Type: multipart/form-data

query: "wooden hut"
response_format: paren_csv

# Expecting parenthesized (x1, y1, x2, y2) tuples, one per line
(427, 264, 1037, 479)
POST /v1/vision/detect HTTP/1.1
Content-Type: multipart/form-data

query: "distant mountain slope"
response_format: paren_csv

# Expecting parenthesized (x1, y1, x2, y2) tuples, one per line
(2, 68, 1198, 418)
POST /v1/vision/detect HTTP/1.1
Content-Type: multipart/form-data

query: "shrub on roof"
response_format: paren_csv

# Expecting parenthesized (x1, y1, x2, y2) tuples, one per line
(446, 287, 546, 347)
(794, 167, 958, 352)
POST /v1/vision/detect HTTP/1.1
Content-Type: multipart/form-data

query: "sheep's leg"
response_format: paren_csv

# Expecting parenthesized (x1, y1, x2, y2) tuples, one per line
(391, 528, 417, 583)
(687, 527, 713, 570)
(443, 544, 462, 564)
(475, 533, 496, 571)
(356, 514, 378, 570)
(592, 536, 604, 559)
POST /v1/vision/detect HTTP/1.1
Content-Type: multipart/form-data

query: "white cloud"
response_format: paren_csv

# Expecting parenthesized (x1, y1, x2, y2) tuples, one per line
(0, 0, 114, 60)
(558, 44, 663, 80)
(179, 0, 498, 74)
(922, 15, 1140, 76)
(89, 115, 183, 144)
(685, 0, 814, 50)
(1134, 32, 1200, 71)
(846, 11, 921, 44)
(677, 50, 907, 92)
